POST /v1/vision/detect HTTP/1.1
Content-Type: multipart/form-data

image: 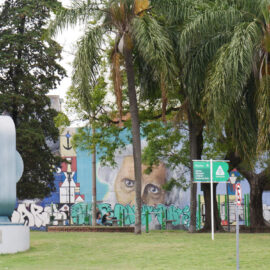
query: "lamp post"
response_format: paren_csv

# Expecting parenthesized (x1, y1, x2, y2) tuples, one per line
(228, 174, 237, 232)
(67, 160, 72, 225)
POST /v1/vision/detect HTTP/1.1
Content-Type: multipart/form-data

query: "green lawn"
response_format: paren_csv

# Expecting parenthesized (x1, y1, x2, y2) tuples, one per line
(0, 231, 269, 270)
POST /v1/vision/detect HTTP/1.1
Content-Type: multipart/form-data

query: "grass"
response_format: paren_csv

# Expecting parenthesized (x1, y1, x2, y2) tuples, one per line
(0, 230, 270, 270)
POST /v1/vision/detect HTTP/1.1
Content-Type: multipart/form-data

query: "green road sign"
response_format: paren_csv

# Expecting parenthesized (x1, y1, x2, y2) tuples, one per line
(213, 162, 229, 182)
(193, 161, 229, 182)
(193, 161, 210, 181)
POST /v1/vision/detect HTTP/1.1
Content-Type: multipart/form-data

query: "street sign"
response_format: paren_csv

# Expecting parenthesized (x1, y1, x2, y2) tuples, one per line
(213, 162, 230, 182)
(193, 161, 229, 182)
(192, 159, 230, 241)
(193, 161, 210, 181)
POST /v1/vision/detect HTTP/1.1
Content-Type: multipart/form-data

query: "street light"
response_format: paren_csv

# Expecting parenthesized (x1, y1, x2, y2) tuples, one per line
(227, 169, 239, 231)
(229, 175, 237, 184)
(67, 159, 72, 225)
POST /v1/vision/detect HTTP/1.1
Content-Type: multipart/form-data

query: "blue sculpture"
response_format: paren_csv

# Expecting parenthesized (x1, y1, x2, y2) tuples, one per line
(0, 116, 24, 223)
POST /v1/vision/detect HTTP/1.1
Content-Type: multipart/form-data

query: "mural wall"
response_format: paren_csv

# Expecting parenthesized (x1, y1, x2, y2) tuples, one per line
(11, 202, 191, 230)
(11, 122, 270, 230)
(11, 126, 193, 230)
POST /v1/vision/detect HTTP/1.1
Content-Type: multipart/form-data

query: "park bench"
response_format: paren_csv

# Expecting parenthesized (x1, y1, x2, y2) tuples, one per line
(165, 219, 177, 230)
(51, 217, 67, 226)
(111, 219, 121, 226)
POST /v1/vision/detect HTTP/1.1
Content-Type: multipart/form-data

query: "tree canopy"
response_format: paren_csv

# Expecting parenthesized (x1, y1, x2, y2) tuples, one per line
(0, 0, 65, 199)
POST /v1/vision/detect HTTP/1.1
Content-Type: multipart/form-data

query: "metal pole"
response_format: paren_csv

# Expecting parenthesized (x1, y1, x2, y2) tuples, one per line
(228, 195, 230, 232)
(244, 194, 247, 226)
(247, 194, 250, 227)
(198, 195, 201, 230)
(225, 185, 228, 230)
(68, 172, 71, 225)
(210, 159, 214, 240)
(92, 126, 97, 226)
(50, 202, 54, 225)
(218, 194, 221, 219)
(146, 210, 149, 233)
(162, 211, 165, 230)
(225, 193, 228, 221)
(236, 203, 239, 270)
(119, 212, 123, 227)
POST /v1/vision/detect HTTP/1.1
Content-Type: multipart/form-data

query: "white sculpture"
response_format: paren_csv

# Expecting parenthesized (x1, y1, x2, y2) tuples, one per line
(0, 115, 30, 254)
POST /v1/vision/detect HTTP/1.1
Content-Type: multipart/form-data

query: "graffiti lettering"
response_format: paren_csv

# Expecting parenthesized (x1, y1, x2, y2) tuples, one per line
(71, 203, 191, 228)
(11, 203, 67, 228)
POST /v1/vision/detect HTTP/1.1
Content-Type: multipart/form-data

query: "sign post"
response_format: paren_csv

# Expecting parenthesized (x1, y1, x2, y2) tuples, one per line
(193, 160, 229, 240)
(210, 159, 214, 240)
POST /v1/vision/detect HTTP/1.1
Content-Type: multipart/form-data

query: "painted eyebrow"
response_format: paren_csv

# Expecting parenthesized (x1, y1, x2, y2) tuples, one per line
(122, 178, 135, 181)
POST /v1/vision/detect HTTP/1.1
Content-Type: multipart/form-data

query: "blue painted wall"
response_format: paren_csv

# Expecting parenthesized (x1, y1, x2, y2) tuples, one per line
(77, 149, 108, 202)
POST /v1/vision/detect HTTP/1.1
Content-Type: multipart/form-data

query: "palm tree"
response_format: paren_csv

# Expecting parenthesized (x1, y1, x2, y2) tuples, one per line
(148, 0, 210, 232)
(179, 0, 270, 228)
(49, 0, 176, 234)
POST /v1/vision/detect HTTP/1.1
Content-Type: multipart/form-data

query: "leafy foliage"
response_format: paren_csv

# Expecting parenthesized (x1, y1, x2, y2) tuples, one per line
(0, 0, 65, 199)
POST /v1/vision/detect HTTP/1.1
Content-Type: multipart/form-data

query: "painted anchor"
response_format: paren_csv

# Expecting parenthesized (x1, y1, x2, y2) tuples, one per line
(63, 131, 72, 150)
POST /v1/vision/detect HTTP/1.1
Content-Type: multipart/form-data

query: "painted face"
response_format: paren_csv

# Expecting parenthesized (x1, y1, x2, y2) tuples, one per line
(114, 156, 166, 206)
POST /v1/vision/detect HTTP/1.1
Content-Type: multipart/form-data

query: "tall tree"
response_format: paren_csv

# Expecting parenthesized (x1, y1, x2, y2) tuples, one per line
(176, 0, 270, 228)
(49, 0, 176, 234)
(0, 0, 65, 199)
(149, 0, 208, 232)
(66, 76, 107, 226)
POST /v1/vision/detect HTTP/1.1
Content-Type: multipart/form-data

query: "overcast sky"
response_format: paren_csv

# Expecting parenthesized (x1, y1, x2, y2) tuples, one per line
(49, 0, 84, 99)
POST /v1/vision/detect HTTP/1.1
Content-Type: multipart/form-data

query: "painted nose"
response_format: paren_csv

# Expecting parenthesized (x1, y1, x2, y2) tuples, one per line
(141, 188, 147, 205)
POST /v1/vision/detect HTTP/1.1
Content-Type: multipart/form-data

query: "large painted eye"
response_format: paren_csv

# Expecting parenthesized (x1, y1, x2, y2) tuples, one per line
(123, 178, 135, 188)
(147, 184, 160, 194)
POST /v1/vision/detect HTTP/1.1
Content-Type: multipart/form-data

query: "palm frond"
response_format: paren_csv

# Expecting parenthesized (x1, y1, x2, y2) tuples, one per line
(72, 25, 105, 91)
(179, 6, 243, 59)
(48, 0, 101, 37)
(256, 74, 270, 152)
(151, 0, 199, 25)
(204, 21, 262, 126)
(132, 14, 178, 84)
(226, 98, 257, 162)
(181, 30, 233, 109)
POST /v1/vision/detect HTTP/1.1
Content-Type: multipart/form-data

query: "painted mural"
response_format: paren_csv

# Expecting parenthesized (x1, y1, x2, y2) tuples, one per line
(11, 202, 191, 230)
(11, 203, 68, 229)
(71, 203, 191, 228)
(10, 126, 192, 230)
(10, 121, 270, 230)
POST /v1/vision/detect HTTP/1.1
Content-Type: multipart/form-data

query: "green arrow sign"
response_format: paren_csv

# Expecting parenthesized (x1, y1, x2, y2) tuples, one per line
(193, 161, 229, 182)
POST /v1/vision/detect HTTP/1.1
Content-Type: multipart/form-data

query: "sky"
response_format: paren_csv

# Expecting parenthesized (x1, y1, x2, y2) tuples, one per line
(49, 0, 84, 100)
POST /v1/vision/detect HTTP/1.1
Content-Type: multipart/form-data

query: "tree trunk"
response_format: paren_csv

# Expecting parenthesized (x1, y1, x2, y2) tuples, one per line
(248, 175, 266, 228)
(91, 126, 97, 226)
(228, 152, 268, 229)
(201, 183, 223, 231)
(188, 109, 204, 232)
(123, 39, 142, 234)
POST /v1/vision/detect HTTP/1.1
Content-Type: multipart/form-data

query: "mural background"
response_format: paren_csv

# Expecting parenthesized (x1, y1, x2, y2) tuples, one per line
(11, 96, 270, 230)
(11, 126, 192, 230)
